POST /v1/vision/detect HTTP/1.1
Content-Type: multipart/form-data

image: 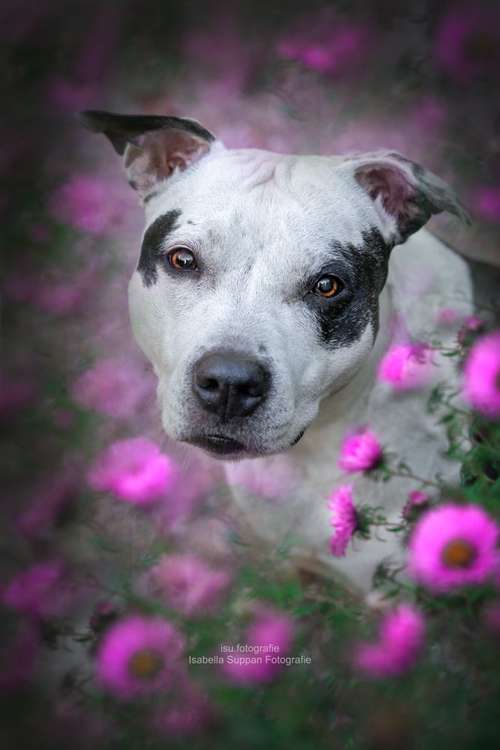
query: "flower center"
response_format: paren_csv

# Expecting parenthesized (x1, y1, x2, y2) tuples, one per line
(128, 648, 164, 680)
(442, 539, 477, 569)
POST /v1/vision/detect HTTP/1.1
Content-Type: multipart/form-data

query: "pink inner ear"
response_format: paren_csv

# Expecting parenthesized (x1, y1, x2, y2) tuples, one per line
(355, 164, 415, 218)
(124, 128, 211, 196)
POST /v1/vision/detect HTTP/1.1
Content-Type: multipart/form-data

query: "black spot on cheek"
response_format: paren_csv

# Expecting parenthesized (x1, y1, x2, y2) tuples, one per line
(138, 209, 182, 287)
(313, 228, 391, 348)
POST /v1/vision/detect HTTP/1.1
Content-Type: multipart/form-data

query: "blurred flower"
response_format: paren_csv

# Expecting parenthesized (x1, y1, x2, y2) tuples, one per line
(470, 186, 500, 223)
(224, 454, 300, 499)
(378, 343, 432, 391)
(338, 428, 382, 473)
(1, 560, 66, 618)
(402, 490, 431, 520)
(435, 7, 500, 83)
(49, 175, 127, 235)
(328, 484, 357, 556)
(277, 10, 372, 77)
(462, 331, 500, 418)
(408, 504, 498, 592)
(354, 604, 425, 678)
(457, 315, 485, 345)
(71, 358, 154, 420)
(0, 371, 37, 416)
(222, 606, 294, 684)
(0, 622, 40, 691)
(96, 615, 185, 700)
(150, 553, 232, 617)
(16, 472, 77, 539)
(88, 437, 175, 505)
(89, 600, 120, 635)
(154, 678, 213, 737)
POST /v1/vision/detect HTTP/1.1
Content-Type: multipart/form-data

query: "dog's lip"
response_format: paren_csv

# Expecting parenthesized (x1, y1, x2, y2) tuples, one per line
(188, 434, 246, 455)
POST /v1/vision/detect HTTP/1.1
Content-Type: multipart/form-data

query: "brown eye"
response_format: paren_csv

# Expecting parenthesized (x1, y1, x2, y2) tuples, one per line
(315, 274, 342, 298)
(168, 247, 197, 271)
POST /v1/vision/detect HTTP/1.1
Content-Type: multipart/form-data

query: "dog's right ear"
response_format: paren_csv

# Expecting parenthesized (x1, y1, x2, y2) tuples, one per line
(79, 110, 219, 202)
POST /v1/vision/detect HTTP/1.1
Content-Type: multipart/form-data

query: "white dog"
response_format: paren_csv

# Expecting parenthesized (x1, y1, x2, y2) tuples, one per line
(82, 110, 474, 594)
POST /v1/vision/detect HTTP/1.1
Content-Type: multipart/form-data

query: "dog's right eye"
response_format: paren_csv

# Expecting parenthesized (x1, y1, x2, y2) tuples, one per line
(167, 247, 198, 271)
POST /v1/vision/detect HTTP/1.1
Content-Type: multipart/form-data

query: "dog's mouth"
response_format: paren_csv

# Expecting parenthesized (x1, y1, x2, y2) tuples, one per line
(186, 428, 306, 458)
(188, 434, 247, 457)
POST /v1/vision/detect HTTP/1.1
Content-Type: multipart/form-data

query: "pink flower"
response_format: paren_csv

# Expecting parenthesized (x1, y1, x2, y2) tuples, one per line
(154, 678, 213, 737)
(150, 554, 232, 617)
(328, 484, 357, 556)
(49, 175, 127, 235)
(338, 429, 382, 473)
(17, 473, 77, 539)
(378, 343, 432, 391)
(435, 7, 500, 83)
(224, 454, 300, 499)
(71, 358, 154, 420)
(408, 504, 498, 592)
(462, 331, 500, 418)
(96, 615, 185, 700)
(88, 437, 175, 505)
(277, 10, 372, 77)
(354, 604, 425, 678)
(1, 560, 66, 618)
(402, 490, 431, 520)
(221, 607, 294, 684)
(470, 186, 500, 223)
(457, 315, 485, 345)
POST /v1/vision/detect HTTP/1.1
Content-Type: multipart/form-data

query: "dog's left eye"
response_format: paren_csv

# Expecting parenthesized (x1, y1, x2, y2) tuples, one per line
(314, 274, 343, 298)
(167, 247, 198, 271)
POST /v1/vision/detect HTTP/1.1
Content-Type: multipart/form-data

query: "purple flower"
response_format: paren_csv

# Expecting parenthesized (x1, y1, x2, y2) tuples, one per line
(402, 490, 431, 521)
(328, 484, 357, 557)
(150, 554, 232, 617)
(470, 186, 500, 223)
(378, 343, 432, 392)
(435, 7, 500, 83)
(1, 560, 66, 618)
(49, 175, 127, 235)
(96, 615, 185, 699)
(71, 358, 154, 420)
(338, 429, 382, 473)
(462, 331, 500, 418)
(221, 606, 294, 684)
(88, 437, 176, 505)
(354, 604, 425, 678)
(408, 504, 498, 592)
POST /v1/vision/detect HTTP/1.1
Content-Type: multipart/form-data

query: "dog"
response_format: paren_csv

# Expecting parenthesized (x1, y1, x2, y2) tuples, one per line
(81, 110, 475, 595)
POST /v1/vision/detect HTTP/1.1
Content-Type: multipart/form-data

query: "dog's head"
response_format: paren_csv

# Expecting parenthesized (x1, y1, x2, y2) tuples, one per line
(81, 110, 468, 459)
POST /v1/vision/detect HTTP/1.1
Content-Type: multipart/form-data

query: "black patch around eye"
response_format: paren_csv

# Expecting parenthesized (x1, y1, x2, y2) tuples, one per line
(309, 228, 391, 348)
(138, 209, 182, 287)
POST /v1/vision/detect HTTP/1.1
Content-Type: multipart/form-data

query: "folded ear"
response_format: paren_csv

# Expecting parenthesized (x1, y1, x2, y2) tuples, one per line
(346, 150, 470, 244)
(79, 110, 218, 202)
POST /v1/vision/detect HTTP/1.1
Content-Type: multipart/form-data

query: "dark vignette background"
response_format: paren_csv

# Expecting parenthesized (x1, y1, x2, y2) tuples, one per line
(1, 1, 500, 748)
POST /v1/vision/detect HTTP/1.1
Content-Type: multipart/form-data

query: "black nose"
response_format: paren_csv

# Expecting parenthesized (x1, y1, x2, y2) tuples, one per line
(193, 351, 270, 419)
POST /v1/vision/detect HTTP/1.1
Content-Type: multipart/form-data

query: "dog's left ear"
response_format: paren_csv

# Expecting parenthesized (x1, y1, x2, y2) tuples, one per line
(79, 110, 219, 202)
(345, 151, 470, 244)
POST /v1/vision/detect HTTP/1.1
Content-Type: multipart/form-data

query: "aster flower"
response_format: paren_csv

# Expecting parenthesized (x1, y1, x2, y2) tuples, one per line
(354, 604, 425, 678)
(377, 343, 432, 392)
(338, 428, 382, 473)
(402, 490, 431, 521)
(49, 175, 127, 235)
(457, 315, 485, 346)
(221, 606, 294, 684)
(71, 358, 154, 420)
(87, 437, 175, 505)
(150, 553, 232, 617)
(328, 484, 357, 556)
(96, 615, 185, 700)
(1, 560, 66, 618)
(462, 331, 500, 418)
(408, 504, 498, 592)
